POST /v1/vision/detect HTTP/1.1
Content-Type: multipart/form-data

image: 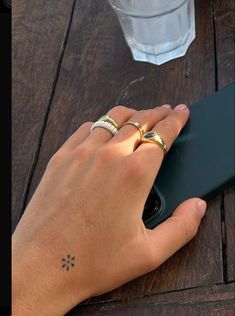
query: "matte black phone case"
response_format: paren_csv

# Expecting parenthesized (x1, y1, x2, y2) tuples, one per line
(143, 84, 235, 229)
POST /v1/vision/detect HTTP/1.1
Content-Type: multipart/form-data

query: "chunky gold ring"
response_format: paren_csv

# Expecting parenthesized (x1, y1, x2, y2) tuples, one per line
(141, 131, 168, 155)
(121, 121, 145, 138)
(99, 115, 119, 130)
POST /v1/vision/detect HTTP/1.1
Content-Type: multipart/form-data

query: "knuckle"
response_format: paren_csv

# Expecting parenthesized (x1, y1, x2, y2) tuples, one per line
(113, 104, 127, 111)
(123, 158, 145, 180)
(162, 119, 177, 136)
(95, 145, 116, 165)
(80, 121, 93, 130)
(141, 241, 158, 271)
(47, 150, 67, 168)
(74, 145, 92, 163)
(168, 116, 182, 136)
(180, 216, 199, 243)
(146, 249, 157, 270)
(139, 109, 150, 117)
(112, 105, 128, 114)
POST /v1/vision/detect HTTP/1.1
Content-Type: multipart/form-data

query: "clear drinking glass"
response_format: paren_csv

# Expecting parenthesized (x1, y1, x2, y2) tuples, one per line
(108, 0, 196, 65)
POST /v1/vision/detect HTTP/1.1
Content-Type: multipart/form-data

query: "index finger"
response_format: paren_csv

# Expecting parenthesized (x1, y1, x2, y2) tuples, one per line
(131, 104, 190, 191)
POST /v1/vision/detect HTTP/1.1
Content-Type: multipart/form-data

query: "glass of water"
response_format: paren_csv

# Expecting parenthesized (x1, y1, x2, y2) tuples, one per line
(108, 0, 196, 65)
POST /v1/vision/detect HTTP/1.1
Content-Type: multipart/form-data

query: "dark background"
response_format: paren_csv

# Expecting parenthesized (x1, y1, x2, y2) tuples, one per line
(1, 0, 11, 314)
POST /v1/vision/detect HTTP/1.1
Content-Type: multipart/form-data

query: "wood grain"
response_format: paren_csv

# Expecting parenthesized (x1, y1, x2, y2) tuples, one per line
(12, 0, 75, 231)
(214, 0, 235, 282)
(214, 0, 235, 88)
(67, 284, 235, 315)
(26, 0, 223, 303)
(224, 187, 235, 281)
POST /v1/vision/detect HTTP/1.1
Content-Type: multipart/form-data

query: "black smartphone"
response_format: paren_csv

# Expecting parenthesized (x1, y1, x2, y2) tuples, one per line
(142, 83, 235, 229)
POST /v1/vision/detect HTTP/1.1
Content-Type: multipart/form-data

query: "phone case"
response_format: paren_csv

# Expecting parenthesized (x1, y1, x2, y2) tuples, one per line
(143, 83, 235, 229)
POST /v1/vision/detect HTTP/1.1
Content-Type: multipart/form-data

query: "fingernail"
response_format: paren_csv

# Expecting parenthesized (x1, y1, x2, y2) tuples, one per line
(174, 104, 188, 111)
(197, 199, 207, 218)
(162, 104, 172, 109)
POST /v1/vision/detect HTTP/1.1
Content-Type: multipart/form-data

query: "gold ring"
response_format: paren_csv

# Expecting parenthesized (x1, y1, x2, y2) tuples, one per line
(141, 131, 168, 155)
(121, 121, 145, 138)
(99, 115, 119, 129)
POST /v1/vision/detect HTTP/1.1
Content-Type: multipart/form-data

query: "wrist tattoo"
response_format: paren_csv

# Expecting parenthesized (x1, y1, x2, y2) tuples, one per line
(61, 254, 75, 271)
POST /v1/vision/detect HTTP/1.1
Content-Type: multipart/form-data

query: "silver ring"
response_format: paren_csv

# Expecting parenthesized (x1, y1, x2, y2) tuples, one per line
(91, 121, 118, 136)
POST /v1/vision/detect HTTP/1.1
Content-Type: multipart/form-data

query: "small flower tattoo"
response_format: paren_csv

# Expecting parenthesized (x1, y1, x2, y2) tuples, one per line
(61, 254, 75, 271)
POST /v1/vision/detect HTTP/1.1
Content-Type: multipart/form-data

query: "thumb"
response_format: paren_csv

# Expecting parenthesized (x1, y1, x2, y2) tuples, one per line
(147, 198, 207, 268)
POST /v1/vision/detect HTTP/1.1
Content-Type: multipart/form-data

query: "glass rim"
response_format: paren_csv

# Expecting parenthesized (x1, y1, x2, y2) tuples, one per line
(108, 0, 189, 18)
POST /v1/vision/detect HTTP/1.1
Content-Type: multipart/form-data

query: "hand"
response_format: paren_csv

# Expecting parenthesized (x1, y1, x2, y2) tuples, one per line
(12, 104, 207, 316)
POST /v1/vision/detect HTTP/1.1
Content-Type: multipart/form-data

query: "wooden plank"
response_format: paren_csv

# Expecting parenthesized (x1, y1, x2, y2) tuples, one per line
(214, 0, 235, 282)
(224, 187, 235, 281)
(27, 0, 223, 301)
(214, 0, 235, 88)
(67, 284, 235, 315)
(12, 0, 75, 231)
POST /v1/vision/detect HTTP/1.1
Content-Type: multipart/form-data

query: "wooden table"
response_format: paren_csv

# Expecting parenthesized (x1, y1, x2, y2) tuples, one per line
(13, 1, 235, 315)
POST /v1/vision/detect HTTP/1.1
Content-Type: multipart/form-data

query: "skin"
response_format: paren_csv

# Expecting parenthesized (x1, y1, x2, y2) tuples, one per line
(12, 104, 207, 316)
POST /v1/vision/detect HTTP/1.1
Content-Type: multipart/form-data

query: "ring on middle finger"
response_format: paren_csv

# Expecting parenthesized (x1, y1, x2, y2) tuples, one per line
(121, 121, 146, 139)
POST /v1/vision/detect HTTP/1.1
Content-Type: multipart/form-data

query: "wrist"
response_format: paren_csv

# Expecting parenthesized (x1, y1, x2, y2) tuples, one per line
(13, 259, 91, 316)
(12, 237, 91, 316)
